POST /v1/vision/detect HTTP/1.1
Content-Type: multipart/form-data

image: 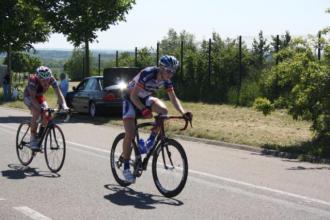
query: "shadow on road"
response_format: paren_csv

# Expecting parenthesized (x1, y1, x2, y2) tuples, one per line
(103, 184, 183, 209)
(260, 140, 330, 164)
(287, 166, 330, 170)
(1, 164, 60, 179)
(0, 116, 30, 123)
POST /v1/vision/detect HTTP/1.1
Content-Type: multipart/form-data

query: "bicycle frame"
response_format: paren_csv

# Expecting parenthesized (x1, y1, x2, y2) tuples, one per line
(23, 109, 70, 150)
(132, 115, 191, 173)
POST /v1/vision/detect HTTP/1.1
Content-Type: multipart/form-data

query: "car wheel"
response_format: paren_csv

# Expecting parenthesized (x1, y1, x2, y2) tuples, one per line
(89, 102, 97, 117)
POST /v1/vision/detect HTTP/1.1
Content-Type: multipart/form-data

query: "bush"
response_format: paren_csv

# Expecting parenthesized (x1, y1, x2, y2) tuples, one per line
(238, 79, 262, 106)
(253, 97, 273, 115)
(261, 39, 330, 139)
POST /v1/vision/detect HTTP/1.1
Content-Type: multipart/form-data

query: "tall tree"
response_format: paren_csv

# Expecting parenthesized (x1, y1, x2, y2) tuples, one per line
(271, 31, 292, 52)
(252, 31, 270, 69)
(63, 47, 85, 81)
(0, 0, 50, 90)
(33, 0, 136, 77)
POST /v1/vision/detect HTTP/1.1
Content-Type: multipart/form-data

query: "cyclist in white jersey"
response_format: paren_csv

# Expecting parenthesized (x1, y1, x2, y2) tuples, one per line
(121, 55, 192, 183)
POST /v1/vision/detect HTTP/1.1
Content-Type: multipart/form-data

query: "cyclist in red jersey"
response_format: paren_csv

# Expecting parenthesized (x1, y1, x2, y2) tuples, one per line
(23, 66, 69, 149)
(121, 55, 192, 183)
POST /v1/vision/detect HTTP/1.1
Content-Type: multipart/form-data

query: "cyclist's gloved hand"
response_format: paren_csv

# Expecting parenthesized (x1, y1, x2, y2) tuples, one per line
(141, 108, 152, 118)
(183, 112, 193, 121)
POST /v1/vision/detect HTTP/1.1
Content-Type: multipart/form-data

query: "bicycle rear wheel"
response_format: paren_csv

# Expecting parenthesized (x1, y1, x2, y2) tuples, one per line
(152, 139, 188, 198)
(16, 122, 34, 166)
(44, 125, 66, 173)
(110, 133, 138, 187)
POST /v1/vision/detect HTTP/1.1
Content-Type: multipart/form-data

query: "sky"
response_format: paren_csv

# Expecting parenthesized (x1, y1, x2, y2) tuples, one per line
(33, 0, 329, 51)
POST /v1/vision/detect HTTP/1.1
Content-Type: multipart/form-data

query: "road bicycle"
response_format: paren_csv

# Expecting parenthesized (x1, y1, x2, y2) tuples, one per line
(110, 115, 192, 198)
(16, 108, 70, 173)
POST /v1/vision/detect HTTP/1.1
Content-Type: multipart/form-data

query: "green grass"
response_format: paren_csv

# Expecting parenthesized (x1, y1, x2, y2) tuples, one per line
(1, 85, 328, 159)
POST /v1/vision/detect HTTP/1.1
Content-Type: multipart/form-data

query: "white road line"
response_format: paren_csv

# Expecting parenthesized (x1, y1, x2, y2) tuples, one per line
(69, 145, 109, 160)
(0, 198, 5, 201)
(1, 123, 330, 207)
(67, 141, 109, 154)
(13, 206, 51, 220)
(189, 169, 330, 207)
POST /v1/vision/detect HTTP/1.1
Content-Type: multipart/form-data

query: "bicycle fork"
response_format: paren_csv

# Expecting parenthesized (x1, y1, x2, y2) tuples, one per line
(161, 142, 175, 170)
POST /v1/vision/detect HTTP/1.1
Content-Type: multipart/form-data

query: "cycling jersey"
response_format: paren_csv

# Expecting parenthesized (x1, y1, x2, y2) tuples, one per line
(123, 66, 174, 119)
(127, 66, 174, 98)
(24, 75, 58, 98)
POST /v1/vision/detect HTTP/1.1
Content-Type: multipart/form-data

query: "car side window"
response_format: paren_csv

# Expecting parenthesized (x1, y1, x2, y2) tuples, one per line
(85, 78, 97, 91)
(76, 80, 87, 91)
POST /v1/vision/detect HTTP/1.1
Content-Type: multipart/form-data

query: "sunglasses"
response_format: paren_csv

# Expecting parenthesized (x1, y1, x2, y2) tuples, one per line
(163, 67, 175, 74)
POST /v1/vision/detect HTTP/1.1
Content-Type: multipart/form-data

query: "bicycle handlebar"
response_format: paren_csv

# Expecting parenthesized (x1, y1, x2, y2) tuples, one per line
(42, 108, 71, 123)
(154, 115, 193, 131)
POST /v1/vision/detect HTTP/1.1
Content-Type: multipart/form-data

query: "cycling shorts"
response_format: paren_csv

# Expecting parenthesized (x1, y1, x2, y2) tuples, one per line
(122, 96, 153, 120)
(24, 95, 48, 110)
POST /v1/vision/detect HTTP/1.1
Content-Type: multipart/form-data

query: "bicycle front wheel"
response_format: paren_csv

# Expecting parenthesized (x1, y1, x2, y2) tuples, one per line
(16, 122, 34, 166)
(152, 139, 188, 198)
(44, 125, 66, 173)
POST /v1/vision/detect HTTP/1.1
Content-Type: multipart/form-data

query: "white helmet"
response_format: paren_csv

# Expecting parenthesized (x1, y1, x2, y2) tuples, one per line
(36, 66, 52, 79)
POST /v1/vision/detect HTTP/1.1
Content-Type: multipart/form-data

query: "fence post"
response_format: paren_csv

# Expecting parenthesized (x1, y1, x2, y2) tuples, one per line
(116, 50, 119, 67)
(318, 31, 321, 61)
(156, 42, 160, 66)
(237, 36, 242, 106)
(208, 38, 211, 87)
(180, 40, 184, 78)
(98, 54, 101, 76)
(275, 34, 279, 65)
(135, 47, 138, 66)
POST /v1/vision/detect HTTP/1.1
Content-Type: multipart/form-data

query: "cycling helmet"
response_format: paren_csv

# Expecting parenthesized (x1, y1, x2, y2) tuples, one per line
(36, 66, 52, 80)
(159, 55, 179, 72)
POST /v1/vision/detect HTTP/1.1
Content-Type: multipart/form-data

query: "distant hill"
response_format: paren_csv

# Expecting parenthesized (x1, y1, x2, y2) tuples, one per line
(0, 49, 118, 61)
(34, 50, 73, 60)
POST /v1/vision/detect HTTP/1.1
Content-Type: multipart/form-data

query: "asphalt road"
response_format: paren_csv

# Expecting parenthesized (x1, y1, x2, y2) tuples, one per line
(1, 107, 330, 220)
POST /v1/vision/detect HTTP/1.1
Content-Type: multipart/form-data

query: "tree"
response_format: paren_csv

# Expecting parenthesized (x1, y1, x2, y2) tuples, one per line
(252, 31, 270, 69)
(4, 52, 41, 73)
(270, 31, 292, 57)
(136, 47, 155, 68)
(160, 28, 196, 57)
(63, 48, 85, 81)
(0, 0, 50, 92)
(262, 38, 330, 140)
(33, 0, 136, 77)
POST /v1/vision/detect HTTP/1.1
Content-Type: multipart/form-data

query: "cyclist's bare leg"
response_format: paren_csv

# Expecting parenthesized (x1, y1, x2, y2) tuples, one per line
(30, 106, 40, 139)
(149, 97, 168, 135)
(122, 118, 136, 182)
(122, 118, 135, 161)
(150, 97, 168, 115)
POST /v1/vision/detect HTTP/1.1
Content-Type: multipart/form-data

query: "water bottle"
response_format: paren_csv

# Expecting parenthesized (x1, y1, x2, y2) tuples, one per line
(138, 139, 147, 154)
(145, 132, 156, 152)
